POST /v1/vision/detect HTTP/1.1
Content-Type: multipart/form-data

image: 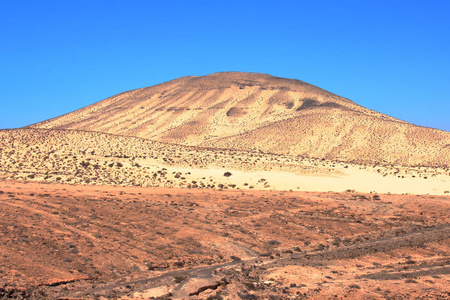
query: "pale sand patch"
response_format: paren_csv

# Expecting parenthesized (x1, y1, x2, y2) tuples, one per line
(131, 286, 171, 299)
(157, 165, 450, 195)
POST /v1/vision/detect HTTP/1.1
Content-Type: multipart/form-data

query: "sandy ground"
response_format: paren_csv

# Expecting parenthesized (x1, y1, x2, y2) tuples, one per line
(147, 164, 450, 195)
(1, 129, 449, 196)
(1, 179, 449, 299)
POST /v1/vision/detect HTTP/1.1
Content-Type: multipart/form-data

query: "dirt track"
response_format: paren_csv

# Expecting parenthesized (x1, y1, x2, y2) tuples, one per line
(66, 225, 450, 299)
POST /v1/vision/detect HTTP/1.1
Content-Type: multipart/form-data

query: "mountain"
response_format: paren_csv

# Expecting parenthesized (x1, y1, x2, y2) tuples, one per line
(28, 72, 450, 166)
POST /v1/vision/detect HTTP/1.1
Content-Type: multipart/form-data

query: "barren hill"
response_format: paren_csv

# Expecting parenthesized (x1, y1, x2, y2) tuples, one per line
(29, 72, 450, 166)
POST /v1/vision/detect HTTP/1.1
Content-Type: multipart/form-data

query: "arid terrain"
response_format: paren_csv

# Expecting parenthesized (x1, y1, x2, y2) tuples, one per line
(1, 180, 449, 299)
(1, 129, 449, 196)
(1, 72, 449, 299)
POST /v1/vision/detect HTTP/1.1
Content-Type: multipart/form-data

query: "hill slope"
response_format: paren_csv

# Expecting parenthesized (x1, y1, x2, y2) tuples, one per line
(29, 72, 450, 166)
(203, 109, 450, 166)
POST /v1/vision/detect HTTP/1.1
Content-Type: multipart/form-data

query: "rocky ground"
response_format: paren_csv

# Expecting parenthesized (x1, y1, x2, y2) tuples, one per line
(1, 180, 448, 299)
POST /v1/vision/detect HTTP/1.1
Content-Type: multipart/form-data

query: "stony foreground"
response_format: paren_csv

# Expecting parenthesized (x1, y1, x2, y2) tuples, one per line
(1, 180, 449, 299)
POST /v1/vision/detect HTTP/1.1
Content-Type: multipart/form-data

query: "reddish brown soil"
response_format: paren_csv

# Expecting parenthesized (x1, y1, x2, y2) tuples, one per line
(0, 179, 449, 299)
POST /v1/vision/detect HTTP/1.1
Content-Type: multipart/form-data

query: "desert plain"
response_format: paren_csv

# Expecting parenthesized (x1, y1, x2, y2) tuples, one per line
(0, 72, 449, 299)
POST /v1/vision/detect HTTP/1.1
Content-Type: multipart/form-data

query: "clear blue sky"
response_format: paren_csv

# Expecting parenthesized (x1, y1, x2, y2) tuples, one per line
(1, 0, 449, 131)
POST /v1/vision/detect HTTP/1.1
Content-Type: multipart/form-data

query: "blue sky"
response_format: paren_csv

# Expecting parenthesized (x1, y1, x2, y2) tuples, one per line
(1, 0, 449, 131)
